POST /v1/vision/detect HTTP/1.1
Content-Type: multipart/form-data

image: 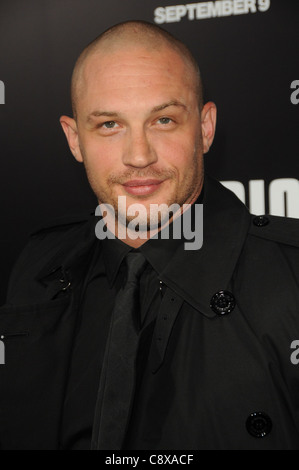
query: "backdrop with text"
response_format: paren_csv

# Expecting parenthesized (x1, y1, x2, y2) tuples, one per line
(0, 0, 298, 304)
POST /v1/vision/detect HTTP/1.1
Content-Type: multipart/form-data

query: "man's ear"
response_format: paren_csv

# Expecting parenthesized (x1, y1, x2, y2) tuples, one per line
(200, 102, 217, 154)
(59, 115, 83, 162)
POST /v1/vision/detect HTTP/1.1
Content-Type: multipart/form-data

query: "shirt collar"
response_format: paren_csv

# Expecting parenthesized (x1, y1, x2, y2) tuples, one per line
(100, 188, 205, 288)
(101, 235, 132, 288)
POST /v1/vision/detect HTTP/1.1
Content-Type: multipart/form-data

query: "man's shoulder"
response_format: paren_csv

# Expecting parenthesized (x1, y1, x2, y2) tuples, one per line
(29, 211, 94, 239)
(248, 214, 299, 248)
(21, 210, 96, 271)
(5, 211, 97, 304)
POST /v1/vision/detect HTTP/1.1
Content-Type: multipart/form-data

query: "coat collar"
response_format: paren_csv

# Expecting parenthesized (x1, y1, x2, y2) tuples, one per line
(142, 175, 251, 317)
(37, 174, 251, 316)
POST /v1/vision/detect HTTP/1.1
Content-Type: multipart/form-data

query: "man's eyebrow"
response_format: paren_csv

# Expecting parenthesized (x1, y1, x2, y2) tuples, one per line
(87, 110, 119, 122)
(151, 100, 187, 113)
(86, 101, 187, 122)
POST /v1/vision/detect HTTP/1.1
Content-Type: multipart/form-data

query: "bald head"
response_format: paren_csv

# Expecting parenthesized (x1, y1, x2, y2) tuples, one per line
(71, 20, 203, 120)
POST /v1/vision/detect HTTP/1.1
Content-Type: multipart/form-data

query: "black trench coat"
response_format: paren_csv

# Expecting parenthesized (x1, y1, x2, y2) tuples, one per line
(1, 174, 299, 450)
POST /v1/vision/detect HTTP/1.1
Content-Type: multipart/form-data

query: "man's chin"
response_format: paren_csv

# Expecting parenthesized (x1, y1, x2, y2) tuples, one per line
(124, 215, 163, 232)
(123, 203, 182, 231)
(97, 187, 185, 227)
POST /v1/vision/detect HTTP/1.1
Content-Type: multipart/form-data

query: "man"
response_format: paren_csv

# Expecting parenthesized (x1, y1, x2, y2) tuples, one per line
(1, 20, 299, 451)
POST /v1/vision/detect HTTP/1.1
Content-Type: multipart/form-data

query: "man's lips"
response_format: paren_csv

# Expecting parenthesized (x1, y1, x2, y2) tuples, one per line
(122, 179, 165, 196)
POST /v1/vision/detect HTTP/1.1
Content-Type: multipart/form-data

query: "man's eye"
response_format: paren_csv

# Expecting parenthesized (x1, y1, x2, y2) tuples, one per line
(157, 117, 172, 125)
(102, 121, 118, 129)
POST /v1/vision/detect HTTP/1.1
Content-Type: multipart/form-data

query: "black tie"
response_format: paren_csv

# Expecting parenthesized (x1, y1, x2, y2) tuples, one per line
(92, 251, 147, 450)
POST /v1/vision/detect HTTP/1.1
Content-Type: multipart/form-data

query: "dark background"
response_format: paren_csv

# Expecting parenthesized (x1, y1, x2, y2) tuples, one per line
(0, 0, 298, 305)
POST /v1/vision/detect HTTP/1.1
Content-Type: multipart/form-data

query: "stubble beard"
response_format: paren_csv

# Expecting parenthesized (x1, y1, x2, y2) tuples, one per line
(84, 152, 203, 232)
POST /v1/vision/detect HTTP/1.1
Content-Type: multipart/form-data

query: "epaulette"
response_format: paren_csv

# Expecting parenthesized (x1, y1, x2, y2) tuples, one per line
(249, 214, 299, 248)
(30, 211, 95, 238)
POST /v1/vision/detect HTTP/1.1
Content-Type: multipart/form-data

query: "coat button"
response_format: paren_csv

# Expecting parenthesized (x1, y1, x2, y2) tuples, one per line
(253, 215, 270, 227)
(246, 412, 272, 438)
(210, 290, 235, 315)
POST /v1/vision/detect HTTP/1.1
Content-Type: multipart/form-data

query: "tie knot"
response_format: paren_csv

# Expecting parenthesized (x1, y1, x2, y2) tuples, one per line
(125, 252, 147, 284)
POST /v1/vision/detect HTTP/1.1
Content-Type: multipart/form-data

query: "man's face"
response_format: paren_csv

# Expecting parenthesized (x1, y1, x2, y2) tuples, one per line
(61, 44, 215, 229)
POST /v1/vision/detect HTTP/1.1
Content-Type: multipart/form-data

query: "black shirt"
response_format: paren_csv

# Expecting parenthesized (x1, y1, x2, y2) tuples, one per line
(60, 210, 185, 450)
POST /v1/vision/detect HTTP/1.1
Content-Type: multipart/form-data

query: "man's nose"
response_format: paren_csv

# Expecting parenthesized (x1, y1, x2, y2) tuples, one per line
(122, 128, 158, 168)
